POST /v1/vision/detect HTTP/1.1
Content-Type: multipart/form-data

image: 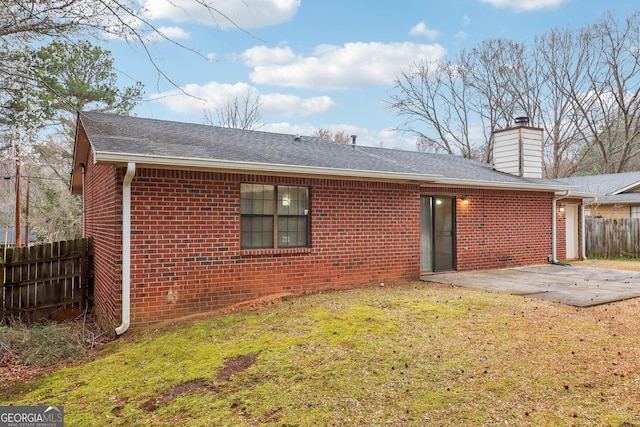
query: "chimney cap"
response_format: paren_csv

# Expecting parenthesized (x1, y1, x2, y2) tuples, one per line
(514, 116, 530, 126)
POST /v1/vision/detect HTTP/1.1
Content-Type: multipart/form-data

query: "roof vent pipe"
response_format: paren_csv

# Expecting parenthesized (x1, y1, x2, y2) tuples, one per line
(351, 135, 357, 146)
(514, 116, 530, 127)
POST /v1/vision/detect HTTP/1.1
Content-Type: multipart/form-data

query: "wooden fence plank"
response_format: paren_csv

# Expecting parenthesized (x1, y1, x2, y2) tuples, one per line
(586, 218, 640, 258)
(1, 237, 94, 321)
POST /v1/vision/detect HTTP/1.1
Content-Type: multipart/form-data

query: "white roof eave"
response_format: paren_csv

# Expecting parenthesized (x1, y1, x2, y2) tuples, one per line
(432, 177, 581, 193)
(612, 181, 640, 195)
(95, 151, 580, 193)
(94, 152, 445, 183)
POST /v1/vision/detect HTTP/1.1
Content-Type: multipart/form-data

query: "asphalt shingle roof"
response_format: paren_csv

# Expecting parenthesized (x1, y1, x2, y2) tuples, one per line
(77, 111, 568, 189)
(556, 172, 640, 197)
(0, 228, 36, 245)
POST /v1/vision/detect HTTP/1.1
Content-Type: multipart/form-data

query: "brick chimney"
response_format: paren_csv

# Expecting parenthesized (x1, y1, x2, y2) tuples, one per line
(492, 117, 543, 179)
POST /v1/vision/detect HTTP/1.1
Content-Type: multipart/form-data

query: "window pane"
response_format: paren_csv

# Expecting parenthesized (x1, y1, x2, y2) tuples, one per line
(241, 183, 309, 249)
(241, 184, 274, 215)
(278, 186, 309, 215)
(278, 217, 308, 247)
(263, 186, 275, 214)
(240, 184, 253, 214)
(241, 216, 274, 248)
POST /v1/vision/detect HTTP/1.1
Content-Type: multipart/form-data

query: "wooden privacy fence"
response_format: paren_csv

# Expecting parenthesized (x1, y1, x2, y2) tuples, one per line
(2, 237, 94, 321)
(586, 218, 640, 259)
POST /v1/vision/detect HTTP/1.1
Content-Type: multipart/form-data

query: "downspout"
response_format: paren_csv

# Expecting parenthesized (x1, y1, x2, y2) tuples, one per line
(580, 204, 587, 260)
(80, 164, 86, 237)
(552, 191, 571, 265)
(115, 162, 136, 336)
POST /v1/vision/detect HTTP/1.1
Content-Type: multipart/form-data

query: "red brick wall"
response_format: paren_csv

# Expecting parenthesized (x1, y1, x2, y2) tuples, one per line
(83, 164, 569, 331)
(126, 169, 421, 328)
(422, 187, 556, 270)
(83, 155, 123, 332)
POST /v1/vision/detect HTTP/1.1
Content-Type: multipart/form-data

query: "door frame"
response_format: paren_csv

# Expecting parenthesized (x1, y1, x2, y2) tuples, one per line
(565, 204, 579, 260)
(420, 195, 456, 273)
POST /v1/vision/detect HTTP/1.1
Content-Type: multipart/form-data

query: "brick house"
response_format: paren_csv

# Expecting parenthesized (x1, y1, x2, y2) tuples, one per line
(557, 171, 640, 219)
(71, 112, 587, 334)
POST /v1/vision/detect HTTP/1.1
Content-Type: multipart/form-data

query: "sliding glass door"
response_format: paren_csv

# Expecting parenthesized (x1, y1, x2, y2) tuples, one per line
(421, 196, 456, 272)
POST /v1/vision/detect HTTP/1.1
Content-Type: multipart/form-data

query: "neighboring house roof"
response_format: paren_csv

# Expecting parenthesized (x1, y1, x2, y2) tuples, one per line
(556, 171, 640, 204)
(0, 228, 36, 246)
(72, 111, 578, 194)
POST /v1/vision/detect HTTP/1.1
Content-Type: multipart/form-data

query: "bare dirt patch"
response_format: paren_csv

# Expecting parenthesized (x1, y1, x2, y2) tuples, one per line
(140, 378, 213, 412)
(140, 353, 257, 412)
(217, 353, 257, 382)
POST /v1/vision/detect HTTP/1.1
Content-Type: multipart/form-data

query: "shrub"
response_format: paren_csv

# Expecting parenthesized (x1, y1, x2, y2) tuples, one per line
(0, 320, 86, 367)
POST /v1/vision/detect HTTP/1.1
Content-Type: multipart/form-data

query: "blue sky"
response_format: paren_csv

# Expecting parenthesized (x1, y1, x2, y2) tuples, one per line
(104, 0, 638, 150)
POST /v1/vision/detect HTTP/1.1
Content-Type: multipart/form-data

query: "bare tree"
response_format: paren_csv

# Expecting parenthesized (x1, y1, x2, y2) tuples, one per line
(0, 0, 242, 44)
(203, 89, 263, 130)
(387, 59, 477, 157)
(312, 128, 351, 144)
(464, 39, 533, 162)
(387, 10, 640, 177)
(387, 40, 529, 160)
(0, 0, 249, 111)
(533, 27, 594, 177)
(579, 12, 640, 174)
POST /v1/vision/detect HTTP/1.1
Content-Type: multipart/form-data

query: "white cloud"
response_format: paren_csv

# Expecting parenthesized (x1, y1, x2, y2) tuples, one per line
(149, 81, 334, 117)
(409, 22, 441, 40)
(140, 0, 300, 29)
(241, 45, 298, 67)
(243, 41, 447, 90)
(144, 26, 190, 42)
(261, 93, 335, 117)
(456, 31, 468, 39)
(479, 0, 571, 12)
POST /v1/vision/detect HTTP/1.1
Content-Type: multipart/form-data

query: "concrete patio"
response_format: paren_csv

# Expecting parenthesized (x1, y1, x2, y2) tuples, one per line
(421, 264, 640, 306)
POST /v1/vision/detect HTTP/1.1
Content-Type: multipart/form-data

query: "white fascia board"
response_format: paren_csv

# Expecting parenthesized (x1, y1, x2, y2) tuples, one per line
(567, 191, 600, 198)
(431, 177, 581, 193)
(95, 151, 587, 193)
(612, 181, 640, 195)
(94, 152, 444, 182)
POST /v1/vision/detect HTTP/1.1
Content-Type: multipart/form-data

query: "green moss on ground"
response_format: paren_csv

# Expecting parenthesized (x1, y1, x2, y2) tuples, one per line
(3, 283, 640, 426)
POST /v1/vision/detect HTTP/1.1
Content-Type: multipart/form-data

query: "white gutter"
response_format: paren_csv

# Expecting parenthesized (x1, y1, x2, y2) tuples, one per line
(552, 191, 571, 264)
(430, 177, 578, 193)
(115, 162, 136, 336)
(95, 152, 443, 183)
(94, 151, 582, 193)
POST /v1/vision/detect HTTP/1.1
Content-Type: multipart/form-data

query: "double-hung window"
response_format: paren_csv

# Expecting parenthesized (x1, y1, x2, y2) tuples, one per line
(631, 206, 640, 219)
(240, 183, 310, 249)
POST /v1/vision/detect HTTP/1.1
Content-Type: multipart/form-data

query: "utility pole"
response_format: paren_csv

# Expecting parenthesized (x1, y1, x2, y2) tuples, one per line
(15, 145, 21, 247)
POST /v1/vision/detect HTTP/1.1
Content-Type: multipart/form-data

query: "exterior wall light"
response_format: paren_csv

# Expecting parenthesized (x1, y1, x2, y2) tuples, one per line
(559, 206, 565, 212)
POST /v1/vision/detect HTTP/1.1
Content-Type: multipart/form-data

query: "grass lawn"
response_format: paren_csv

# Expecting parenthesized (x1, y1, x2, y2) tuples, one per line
(2, 279, 640, 426)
